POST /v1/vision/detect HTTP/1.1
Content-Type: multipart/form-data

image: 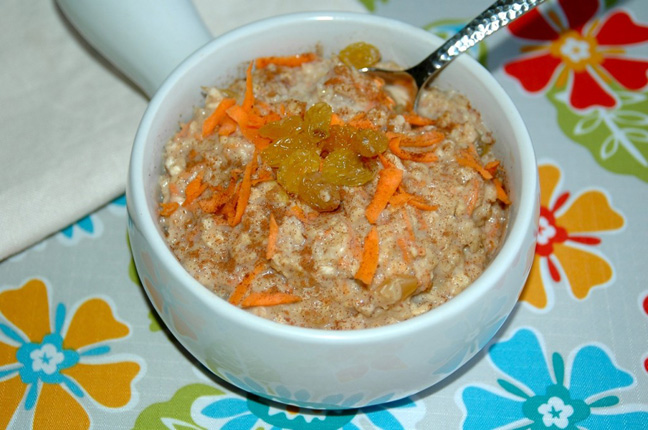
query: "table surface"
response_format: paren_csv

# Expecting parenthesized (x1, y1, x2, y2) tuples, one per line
(2, 0, 648, 428)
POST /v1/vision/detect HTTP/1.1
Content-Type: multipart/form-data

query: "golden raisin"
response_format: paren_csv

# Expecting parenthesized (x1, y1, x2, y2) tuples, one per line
(277, 147, 320, 194)
(339, 42, 381, 69)
(262, 133, 316, 167)
(321, 148, 374, 187)
(376, 275, 419, 305)
(298, 172, 341, 212)
(350, 128, 389, 157)
(320, 125, 355, 153)
(304, 102, 332, 142)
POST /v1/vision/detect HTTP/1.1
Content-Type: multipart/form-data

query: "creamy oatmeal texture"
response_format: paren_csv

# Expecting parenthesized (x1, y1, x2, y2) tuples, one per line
(158, 47, 510, 330)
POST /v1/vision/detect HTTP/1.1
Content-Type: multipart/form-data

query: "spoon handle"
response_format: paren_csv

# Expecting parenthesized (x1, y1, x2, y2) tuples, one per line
(413, 0, 545, 85)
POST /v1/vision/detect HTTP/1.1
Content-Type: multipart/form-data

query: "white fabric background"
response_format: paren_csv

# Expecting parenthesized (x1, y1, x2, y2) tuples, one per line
(0, 0, 365, 260)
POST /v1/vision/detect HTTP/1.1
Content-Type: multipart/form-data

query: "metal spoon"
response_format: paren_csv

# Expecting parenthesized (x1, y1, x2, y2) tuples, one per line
(361, 0, 546, 109)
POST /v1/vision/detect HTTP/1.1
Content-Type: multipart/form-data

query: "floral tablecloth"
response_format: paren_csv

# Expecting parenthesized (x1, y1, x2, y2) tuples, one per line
(1, 0, 647, 428)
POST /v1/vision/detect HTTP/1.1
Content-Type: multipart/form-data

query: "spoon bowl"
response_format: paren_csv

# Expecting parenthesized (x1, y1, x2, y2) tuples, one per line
(362, 0, 546, 109)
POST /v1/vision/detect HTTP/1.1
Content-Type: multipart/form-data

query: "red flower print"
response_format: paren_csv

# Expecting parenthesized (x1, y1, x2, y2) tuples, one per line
(504, 0, 648, 110)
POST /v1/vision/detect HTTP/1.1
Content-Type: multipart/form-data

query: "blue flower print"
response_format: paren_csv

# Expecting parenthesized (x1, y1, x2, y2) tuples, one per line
(459, 328, 648, 429)
(108, 194, 127, 216)
(191, 391, 423, 429)
(58, 214, 103, 243)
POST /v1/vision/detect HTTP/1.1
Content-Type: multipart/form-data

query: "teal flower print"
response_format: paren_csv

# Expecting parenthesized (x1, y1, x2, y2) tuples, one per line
(191, 392, 420, 429)
(58, 214, 103, 242)
(459, 328, 648, 429)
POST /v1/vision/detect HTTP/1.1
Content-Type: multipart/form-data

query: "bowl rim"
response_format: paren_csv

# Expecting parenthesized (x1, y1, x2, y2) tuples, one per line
(128, 11, 538, 345)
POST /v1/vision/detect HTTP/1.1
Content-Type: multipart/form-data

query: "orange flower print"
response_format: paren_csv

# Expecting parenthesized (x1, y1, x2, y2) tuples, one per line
(521, 164, 624, 309)
(0, 279, 142, 429)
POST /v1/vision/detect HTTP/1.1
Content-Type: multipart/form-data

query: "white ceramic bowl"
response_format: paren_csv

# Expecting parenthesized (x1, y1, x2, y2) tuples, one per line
(119, 12, 538, 409)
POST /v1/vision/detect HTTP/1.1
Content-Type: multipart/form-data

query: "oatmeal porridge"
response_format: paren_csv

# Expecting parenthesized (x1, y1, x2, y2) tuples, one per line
(157, 43, 510, 330)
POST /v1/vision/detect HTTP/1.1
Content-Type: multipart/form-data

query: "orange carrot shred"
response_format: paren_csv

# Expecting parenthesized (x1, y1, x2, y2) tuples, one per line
(183, 173, 208, 207)
(226, 104, 249, 128)
(218, 117, 238, 136)
(465, 177, 481, 216)
(365, 166, 403, 224)
(255, 52, 317, 69)
(484, 160, 500, 175)
(242, 61, 255, 112)
(229, 263, 265, 305)
(198, 185, 229, 213)
(159, 202, 179, 217)
(396, 237, 412, 265)
(402, 112, 435, 126)
(354, 226, 380, 285)
(202, 97, 236, 138)
(377, 153, 392, 168)
(348, 113, 376, 129)
(169, 182, 180, 197)
(240, 292, 302, 308)
(493, 178, 511, 205)
(408, 199, 438, 211)
(288, 205, 309, 223)
(266, 213, 279, 259)
(387, 135, 438, 163)
(330, 113, 344, 126)
(399, 131, 444, 147)
(457, 149, 493, 180)
(252, 169, 274, 185)
(229, 152, 258, 227)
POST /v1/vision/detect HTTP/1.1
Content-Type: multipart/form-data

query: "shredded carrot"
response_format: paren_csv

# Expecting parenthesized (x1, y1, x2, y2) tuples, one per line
(175, 121, 192, 139)
(198, 185, 229, 213)
(202, 97, 236, 138)
(354, 226, 380, 285)
(251, 168, 274, 185)
(484, 160, 500, 176)
(456, 149, 493, 180)
(387, 134, 438, 163)
(400, 207, 416, 244)
(255, 52, 317, 69)
(399, 131, 444, 148)
(465, 177, 481, 216)
(396, 237, 412, 265)
(266, 213, 279, 259)
(389, 192, 413, 207)
(242, 127, 271, 150)
(218, 117, 238, 136)
(226, 104, 249, 128)
(229, 151, 258, 227)
(377, 153, 392, 168)
(240, 291, 302, 308)
(221, 182, 240, 221)
(242, 61, 255, 112)
(408, 199, 438, 211)
(169, 182, 180, 197)
(330, 113, 344, 126)
(288, 205, 309, 223)
(348, 112, 376, 130)
(365, 166, 403, 224)
(402, 112, 435, 126)
(228, 263, 265, 305)
(159, 202, 179, 217)
(493, 178, 511, 205)
(183, 173, 208, 207)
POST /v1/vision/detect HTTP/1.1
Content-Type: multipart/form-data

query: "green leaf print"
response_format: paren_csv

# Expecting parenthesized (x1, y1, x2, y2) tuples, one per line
(358, 0, 389, 12)
(133, 383, 225, 430)
(548, 84, 648, 182)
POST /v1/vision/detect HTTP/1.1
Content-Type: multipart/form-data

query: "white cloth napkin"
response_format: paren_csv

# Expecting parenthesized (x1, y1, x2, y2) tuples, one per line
(0, 0, 365, 260)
